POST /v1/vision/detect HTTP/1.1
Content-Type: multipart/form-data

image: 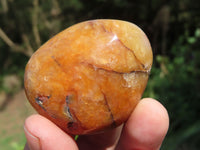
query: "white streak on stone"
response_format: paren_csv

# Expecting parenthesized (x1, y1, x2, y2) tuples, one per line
(107, 34, 118, 45)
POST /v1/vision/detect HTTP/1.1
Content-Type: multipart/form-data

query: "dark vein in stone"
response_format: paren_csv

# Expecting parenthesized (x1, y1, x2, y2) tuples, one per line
(65, 95, 73, 120)
(117, 38, 146, 69)
(35, 96, 50, 111)
(102, 92, 117, 128)
(67, 122, 74, 129)
(100, 23, 147, 70)
(64, 93, 86, 131)
(51, 56, 61, 66)
(100, 23, 112, 34)
(82, 62, 149, 75)
(51, 56, 72, 76)
(35, 96, 58, 119)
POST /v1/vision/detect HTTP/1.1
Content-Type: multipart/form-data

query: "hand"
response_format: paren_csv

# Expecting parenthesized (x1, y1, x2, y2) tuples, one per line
(24, 98, 169, 150)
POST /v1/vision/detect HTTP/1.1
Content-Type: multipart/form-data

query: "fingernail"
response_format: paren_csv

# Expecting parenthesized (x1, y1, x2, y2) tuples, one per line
(24, 126, 41, 150)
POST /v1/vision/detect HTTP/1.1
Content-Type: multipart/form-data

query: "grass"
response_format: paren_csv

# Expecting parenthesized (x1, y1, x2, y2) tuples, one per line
(0, 89, 36, 150)
(0, 132, 26, 150)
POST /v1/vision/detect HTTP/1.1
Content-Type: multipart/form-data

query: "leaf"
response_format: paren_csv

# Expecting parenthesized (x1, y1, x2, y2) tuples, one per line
(187, 37, 196, 44)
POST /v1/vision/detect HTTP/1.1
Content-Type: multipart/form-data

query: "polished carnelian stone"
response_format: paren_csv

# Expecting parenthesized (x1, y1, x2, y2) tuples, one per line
(24, 19, 153, 135)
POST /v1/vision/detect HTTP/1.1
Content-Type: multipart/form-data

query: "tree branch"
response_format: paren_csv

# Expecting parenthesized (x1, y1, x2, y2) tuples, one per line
(22, 33, 34, 56)
(1, 0, 8, 13)
(0, 27, 15, 47)
(32, 0, 41, 47)
(0, 27, 33, 57)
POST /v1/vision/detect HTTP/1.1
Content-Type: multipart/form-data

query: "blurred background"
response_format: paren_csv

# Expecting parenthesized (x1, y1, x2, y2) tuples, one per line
(0, 0, 200, 149)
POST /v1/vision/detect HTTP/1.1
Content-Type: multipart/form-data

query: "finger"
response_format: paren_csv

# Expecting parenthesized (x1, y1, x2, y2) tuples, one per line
(24, 114, 78, 150)
(77, 125, 123, 150)
(115, 98, 169, 150)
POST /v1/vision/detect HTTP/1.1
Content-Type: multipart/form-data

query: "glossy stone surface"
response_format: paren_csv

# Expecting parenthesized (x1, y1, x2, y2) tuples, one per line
(24, 19, 153, 135)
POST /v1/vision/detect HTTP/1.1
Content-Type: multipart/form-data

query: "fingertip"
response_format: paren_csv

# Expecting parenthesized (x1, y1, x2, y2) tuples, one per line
(140, 98, 169, 133)
(129, 98, 169, 147)
(138, 98, 169, 131)
(24, 114, 78, 150)
(24, 115, 42, 150)
(116, 98, 169, 150)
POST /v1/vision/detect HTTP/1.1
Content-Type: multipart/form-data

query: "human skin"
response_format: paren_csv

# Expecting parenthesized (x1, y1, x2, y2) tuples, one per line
(24, 98, 169, 150)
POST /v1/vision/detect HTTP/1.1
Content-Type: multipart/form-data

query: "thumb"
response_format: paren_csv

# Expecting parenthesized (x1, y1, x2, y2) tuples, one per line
(24, 114, 78, 150)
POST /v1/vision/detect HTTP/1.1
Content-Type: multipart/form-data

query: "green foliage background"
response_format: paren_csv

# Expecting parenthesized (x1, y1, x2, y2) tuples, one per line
(0, 0, 200, 149)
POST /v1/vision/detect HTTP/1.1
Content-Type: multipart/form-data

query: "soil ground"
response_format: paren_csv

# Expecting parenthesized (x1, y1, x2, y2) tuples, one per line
(0, 89, 36, 150)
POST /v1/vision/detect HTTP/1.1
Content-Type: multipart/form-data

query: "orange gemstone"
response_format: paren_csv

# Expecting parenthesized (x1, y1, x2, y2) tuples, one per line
(24, 19, 153, 135)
